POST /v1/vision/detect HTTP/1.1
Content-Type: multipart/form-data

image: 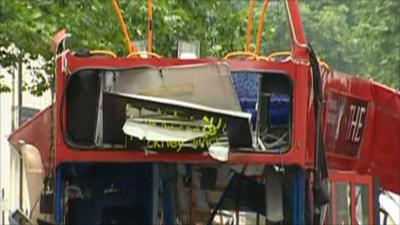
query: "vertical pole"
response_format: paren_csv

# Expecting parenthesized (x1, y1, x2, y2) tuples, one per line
(17, 57, 23, 211)
(189, 171, 193, 225)
(1, 189, 4, 225)
(147, 0, 153, 53)
(19, 159, 23, 210)
(372, 178, 380, 225)
(151, 164, 159, 225)
(162, 181, 174, 225)
(17, 58, 22, 126)
(0, 67, 3, 224)
(11, 68, 15, 132)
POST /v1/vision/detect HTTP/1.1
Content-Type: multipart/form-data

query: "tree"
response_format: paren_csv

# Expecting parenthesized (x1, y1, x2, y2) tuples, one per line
(353, 0, 400, 88)
(0, 0, 248, 95)
(1, 0, 399, 94)
(299, 0, 400, 89)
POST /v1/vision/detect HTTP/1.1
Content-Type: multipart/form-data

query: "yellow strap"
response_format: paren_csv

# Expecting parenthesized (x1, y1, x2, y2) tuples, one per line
(256, 56, 270, 61)
(259, 51, 332, 69)
(254, 0, 269, 55)
(317, 57, 331, 70)
(147, 0, 153, 53)
(267, 51, 291, 60)
(245, 0, 256, 52)
(111, 0, 137, 54)
(89, 50, 117, 58)
(257, 51, 291, 61)
(223, 51, 258, 60)
(127, 51, 161, 59)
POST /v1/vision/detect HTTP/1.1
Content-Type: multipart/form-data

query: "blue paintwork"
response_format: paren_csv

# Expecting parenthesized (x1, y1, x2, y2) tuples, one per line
(293, 169, 304, 225)
(54, 166, 63, 224)
(162, 181, 174, 225)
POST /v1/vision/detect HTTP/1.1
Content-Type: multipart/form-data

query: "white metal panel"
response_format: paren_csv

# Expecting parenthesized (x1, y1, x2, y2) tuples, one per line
(114, 63, 241, 111)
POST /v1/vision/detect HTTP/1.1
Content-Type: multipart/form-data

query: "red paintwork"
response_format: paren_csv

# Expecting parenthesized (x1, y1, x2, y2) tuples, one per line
(7, 0, 399, 196)
(329, 171, 374, 224)
(286, 0, 308, 61)
(322, 69, 400, 194)
(51, 29, 69, 54)
(54, 52, 312, 169)
(8, 106, 52, 174)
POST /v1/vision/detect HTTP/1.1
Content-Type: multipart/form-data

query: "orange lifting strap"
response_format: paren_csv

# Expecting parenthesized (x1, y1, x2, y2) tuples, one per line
(245, 0, 256, 52)
(89, 50, 117, 58)
(224, 0, 270, 60)
(111, 0, 137, 54)
(147, 0, 153, 53)
(255, 0, 269, 55)
(224, 0, 259, 60)
(127, 51, 161, 59)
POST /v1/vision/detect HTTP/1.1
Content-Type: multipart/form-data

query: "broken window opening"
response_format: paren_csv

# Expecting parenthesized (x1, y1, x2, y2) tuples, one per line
(57, 163, 302, 225)
(64, 66, 293, 154)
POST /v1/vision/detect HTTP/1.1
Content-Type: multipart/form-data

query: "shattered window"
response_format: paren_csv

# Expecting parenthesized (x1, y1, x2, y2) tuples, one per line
(335, 182, 351, 225)
(65, 65, 292, 154)
(60, 164, 299, 225)
(355, 184, 370, 225)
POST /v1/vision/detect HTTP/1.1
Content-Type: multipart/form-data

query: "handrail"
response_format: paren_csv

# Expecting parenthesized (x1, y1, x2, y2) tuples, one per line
(111, 0, 137, 54)
(89, 50, 117, 58)
(245, 0, 256, 52)
(234, 0, 310, 63)
(254, 0, 269, 55)
(258, 51, 330, 68)
(127, 51, 161, 59)
(265, 51, 291, 61)
(147, 0, 153, 53)
(223, 51, 258, 60)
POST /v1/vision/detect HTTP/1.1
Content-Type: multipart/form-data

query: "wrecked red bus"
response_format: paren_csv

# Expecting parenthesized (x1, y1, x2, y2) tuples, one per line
(8, 0, 399, 224)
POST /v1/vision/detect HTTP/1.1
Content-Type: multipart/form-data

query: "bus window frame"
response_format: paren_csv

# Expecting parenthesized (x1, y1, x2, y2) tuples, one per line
(329, 172, 373, 225)
(54, 52, 312, 168)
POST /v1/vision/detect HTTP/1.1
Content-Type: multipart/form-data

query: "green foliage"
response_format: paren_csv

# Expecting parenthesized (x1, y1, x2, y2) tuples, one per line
(300, 2, 359, 74)
(300, 0, 400, 89)
(0, 75, 11, 92)
(0, 0, 399, 94)
(353, 0, 400, 88)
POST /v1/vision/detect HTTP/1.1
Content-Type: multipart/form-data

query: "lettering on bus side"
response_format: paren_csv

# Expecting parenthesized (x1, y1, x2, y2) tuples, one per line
(125, 103, 227, 152)
(346, 104, 366, 143)
(324, 91, 368, 158)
